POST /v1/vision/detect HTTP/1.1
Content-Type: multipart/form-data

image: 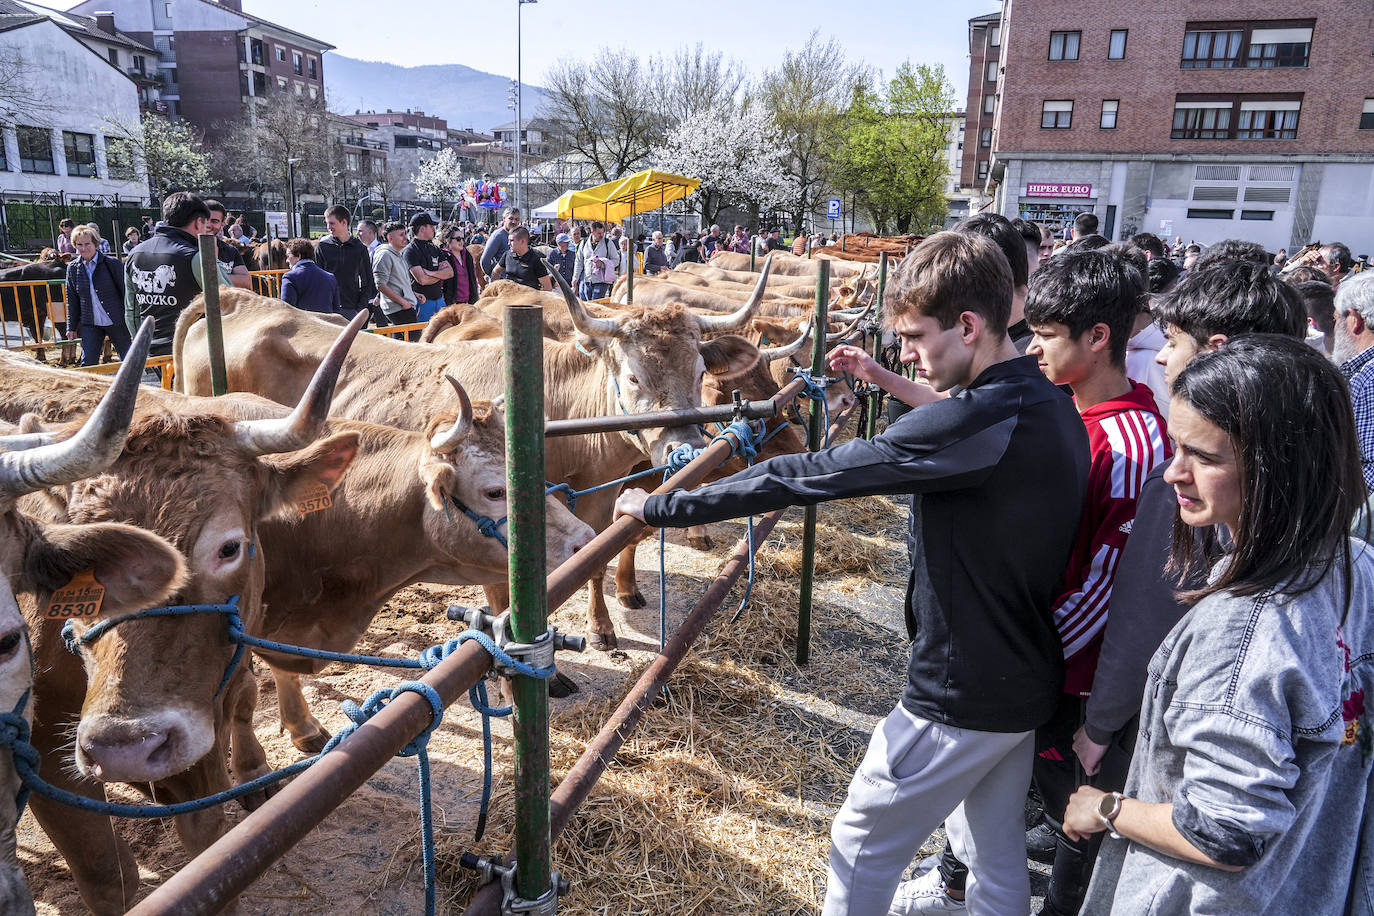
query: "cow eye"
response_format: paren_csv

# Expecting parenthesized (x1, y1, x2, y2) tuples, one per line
(485, 488, 506, 501)
(219, 541, 241, 560)
(627, 375, 640, 387)
(0, 630, 19, 658)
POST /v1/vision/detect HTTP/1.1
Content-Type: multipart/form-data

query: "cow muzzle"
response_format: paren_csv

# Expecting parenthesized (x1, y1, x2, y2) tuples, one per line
(76, 708, 212, 784)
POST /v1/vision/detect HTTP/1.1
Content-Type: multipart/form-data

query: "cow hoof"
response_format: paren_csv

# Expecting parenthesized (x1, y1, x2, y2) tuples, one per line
(688, 533, 715, 551)
(292, 729, 331, 755)
(549, 671, 580, 699)
(617, 590, 647, 609)
(589, 632, 618, 651)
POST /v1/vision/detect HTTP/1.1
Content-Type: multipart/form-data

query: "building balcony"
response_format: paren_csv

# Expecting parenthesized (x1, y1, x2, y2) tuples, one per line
(140, 99, 169, 114)
(338, 134, 388, 151)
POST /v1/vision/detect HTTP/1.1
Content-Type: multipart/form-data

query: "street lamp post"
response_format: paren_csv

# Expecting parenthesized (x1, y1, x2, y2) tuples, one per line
(516, 0, 537, 217)
(287, 157, 303, 237)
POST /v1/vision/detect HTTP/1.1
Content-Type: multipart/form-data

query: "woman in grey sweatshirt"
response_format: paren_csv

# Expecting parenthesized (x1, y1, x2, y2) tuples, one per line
(1067, 335, 1374, 915)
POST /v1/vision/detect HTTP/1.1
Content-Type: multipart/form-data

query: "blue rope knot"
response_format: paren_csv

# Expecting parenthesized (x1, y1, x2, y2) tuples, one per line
(339, 681, 445, 758)
(0, 694, 37, 816)
(789, 367, 835, 402)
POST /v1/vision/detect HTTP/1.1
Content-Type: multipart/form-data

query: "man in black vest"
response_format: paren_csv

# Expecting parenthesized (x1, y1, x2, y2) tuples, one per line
(123, 192, 227, 359)
(314, 204, 378, 321)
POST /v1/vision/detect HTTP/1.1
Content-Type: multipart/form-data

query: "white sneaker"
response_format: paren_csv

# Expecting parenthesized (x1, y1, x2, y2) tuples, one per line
(888, 866, 967, 915)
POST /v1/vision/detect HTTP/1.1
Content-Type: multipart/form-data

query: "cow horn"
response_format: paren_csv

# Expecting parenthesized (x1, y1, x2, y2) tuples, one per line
(827, 299, 876, 343)
(545, 257, 619, 338)
(429, 375, 475, 453)
(0, 317, 153, 497)
(233, 308, 367, 456)
(695, 256, 773, 332)
(759, 317, 814, 363)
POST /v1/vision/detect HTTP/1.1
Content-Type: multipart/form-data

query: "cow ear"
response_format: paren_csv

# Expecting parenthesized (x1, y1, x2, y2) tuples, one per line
(698, 336, 758, 377)
(418, 454, 458, 512)
(258, 432, 359, 521)
(26, 521, 187, 616)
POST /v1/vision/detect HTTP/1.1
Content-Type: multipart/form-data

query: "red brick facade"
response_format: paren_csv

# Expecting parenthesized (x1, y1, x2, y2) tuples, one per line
(995, 0, 1374, 157)
(961, 12, 1002, 189)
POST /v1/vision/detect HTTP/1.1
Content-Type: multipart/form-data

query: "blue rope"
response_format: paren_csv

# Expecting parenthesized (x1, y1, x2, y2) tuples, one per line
(789, 368, 835, 447)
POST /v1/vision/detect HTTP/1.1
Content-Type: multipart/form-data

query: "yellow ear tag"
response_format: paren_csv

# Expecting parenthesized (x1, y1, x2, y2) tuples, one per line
(295, 481, 333, 515)
(45, 569, 105, 620)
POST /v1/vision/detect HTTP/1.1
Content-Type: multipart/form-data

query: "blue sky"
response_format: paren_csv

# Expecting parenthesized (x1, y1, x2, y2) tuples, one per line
(56, 0, 991, 102)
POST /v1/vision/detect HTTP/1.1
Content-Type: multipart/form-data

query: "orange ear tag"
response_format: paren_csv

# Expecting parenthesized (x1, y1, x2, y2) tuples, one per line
(295, 481, 333, 515)
(45, 569, 106, 620)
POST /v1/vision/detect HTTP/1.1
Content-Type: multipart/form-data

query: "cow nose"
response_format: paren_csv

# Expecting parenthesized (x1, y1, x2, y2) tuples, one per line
(79, 725, 179, 783)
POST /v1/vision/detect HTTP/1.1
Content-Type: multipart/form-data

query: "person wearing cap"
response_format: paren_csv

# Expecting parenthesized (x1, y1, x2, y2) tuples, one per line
(548, 232, 576, 285)
(403, 212, 451, 322)
(644, 230, 669, 275)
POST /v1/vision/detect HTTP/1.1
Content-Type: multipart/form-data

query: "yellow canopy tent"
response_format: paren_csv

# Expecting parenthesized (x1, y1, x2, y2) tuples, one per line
(555, 169, 699, 302)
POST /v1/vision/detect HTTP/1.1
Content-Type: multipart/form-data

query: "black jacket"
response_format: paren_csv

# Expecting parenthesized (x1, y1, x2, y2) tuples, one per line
(314, 234, 377, 313)
(441, 246, 480, 305)
(65, 253, 124, 329)
(645, 356, 1089, 732)
(123, 225, 211, 356)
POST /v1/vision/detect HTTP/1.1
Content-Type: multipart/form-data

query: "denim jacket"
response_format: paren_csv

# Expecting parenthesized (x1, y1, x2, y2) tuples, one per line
(1084, 541, 1374, 914)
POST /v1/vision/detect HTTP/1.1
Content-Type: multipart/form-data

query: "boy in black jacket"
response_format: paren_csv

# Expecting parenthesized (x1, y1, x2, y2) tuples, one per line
(617, 231, 1089, 915)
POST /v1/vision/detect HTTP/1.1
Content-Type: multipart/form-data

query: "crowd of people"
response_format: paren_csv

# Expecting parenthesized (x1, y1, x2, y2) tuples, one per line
(616, 210, 1374, 915)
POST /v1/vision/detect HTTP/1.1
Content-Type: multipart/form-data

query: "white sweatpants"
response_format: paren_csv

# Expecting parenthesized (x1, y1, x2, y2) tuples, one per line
(822, 703, 1035, 916)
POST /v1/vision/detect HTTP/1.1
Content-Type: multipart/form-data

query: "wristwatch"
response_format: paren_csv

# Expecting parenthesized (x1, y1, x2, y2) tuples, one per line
(1097, 791, 1125, 839)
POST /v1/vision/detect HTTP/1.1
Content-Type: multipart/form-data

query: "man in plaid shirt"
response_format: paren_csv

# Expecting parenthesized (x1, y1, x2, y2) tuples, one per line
(1333, 272, 1374, 491)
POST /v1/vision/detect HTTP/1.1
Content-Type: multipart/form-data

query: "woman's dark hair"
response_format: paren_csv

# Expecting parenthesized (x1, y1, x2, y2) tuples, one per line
(1169, 334, 1364, 610)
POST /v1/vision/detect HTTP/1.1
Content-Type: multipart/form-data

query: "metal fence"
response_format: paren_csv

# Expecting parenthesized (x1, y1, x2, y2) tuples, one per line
(0, 192, 160, 257)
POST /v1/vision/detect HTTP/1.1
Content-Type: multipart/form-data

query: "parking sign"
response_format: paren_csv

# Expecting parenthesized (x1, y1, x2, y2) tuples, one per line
(827, 198, 842, 219)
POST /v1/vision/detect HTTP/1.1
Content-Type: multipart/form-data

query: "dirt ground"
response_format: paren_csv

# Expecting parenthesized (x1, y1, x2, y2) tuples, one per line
(20, 490, 1047, 913)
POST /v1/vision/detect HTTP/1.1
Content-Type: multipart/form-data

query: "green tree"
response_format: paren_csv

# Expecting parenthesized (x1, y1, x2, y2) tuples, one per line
(833, 63, 955, 235)
(758, 32, 869, 235)
(104, 114, 210, 199)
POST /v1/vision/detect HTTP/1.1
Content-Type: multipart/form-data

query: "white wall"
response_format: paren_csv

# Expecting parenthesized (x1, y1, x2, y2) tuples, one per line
(1310, 164, 1374, 254)
(0, 20, 148, 201)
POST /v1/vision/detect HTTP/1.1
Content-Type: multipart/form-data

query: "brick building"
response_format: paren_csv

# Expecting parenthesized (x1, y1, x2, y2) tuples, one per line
(67, 0, 333, 140)
(962, 10, 1002, 203)
(988, 0, 1374, 250)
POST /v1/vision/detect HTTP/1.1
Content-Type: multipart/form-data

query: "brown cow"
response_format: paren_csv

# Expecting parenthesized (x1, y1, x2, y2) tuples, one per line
(0, 331, 186, 916)
(175, 268, 772, 648)
(244, 238, 290, 271)
(708, 249, 873, 280)
(15, 317, 364, 913)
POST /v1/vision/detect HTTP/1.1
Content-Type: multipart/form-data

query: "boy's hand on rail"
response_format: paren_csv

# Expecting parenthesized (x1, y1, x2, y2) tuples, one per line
(615, 488, 650, 523)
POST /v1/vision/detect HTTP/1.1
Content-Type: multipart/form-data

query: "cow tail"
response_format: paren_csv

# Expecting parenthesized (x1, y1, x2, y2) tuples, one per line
(170, 299, 207, 393)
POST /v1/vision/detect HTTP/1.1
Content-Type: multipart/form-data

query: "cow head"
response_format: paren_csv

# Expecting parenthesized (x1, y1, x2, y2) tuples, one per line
(548, 257, 775, 465)
(0, 325, 184, 915)
(50, 314, 367, 785)
(420, 377, 593, 580)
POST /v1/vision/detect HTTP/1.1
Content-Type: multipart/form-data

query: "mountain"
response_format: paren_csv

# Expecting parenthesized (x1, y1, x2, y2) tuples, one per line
(323, 53, 549, 134)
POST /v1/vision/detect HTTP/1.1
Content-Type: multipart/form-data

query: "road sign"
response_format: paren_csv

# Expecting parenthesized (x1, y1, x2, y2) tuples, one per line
(826, 198, 842, 219)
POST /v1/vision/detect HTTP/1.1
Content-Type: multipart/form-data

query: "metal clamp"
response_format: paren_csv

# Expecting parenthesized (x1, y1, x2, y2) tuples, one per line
(458, 853, 570, 915)
(447, 605, 587, 678)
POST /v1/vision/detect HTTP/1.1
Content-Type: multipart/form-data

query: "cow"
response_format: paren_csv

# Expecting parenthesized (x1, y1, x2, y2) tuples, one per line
(609, 273, 872, 318)
(244, 238, 290, 272)
(708, 249, 873, 280)
(0, 331, 186, 916)
(174, 267, 773, 649)
(12, 316, 366, 913)
(0, 254, 66, 347)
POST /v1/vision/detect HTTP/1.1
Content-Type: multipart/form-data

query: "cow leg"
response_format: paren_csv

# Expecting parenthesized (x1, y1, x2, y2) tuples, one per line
(687, 525, 715, 551)
(27, 721, 140, 914)
(270, 666, 332, 754)
(222, 667, 277, 810)
(571, 489, 620, 649)
(161, 758, 232, 856)
(614, 540, 647, 609)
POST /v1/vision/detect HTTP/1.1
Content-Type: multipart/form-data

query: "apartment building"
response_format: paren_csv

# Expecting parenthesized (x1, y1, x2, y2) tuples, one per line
(67, 0, 333, 138)
(343, 109, 452, 200)
(988, 1, 1374, 250)
(962, 11, 1002, 202)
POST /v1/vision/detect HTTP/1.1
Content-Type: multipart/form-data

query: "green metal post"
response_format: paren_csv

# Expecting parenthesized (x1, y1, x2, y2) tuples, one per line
(626, 210, 634, 304)
(864, 251, 889, 440)
(504, 304, 553, 904)
(198, 233, 228, 396)
(796, 259, 829, 666)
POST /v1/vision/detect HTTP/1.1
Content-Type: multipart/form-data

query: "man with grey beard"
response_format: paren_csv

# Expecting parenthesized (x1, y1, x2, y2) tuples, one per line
(1333, 272, 1374, 491)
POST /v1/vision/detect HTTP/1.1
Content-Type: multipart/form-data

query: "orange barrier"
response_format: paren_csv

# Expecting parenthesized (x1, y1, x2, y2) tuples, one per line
(249, 269, 288, 298)
(73, 354, 176, 390)
(0, 279, 66, 353)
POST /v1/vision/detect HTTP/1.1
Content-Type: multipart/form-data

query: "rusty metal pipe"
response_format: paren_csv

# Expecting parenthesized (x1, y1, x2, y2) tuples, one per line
(543, 397, 781, 438)
(464, 403, 859, 915)
(125, 641, 495, 916)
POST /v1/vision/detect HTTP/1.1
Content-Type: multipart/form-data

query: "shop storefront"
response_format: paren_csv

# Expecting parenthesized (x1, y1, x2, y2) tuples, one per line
(1017, 183, 1097, 239)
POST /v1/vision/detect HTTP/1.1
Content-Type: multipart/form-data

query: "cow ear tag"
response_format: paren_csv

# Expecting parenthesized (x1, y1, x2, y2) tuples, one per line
(295, 481, 333, 515)
(45, 569, 105, 620)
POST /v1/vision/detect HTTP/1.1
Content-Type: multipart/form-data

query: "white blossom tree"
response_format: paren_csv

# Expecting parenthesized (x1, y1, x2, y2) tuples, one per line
(412, 147, 465, 207)
(652, 107, 796, 228)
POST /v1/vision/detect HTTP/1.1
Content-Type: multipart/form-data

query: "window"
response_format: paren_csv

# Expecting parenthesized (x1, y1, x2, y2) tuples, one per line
(240, 73, 250, 97)
(345, 152, 360, 171)
(106, 137, 137, 181)
(1186, 209, 1234, 219)
(277, 76, 287, 90)
(1041, 100, 1073, 129)
(250, 39, 264, 65)
(1363, 99, 1374, 130)
(1172, 101, 1232, 139)
(1109, 30, 1128, 59)
(153, 35, 170, 52)
(307, 57, 317, 80)
(294, 81, 303, 96)
(985, 60, 998, 82)
(107, 48, 119, 65)
(980, 128, 992, 147)
(276, 45, 285, 62)
(308, 86, 317, 99)
(372, 157, 385, 175)
(165, 67, 177, 84)
(1235, 100, 1300, 139)
(1100, 99, 1119, 129)
(984, 95, 996, 115)
(989, 25, 1001, 47)
(164, 2, 171, 16)
(0, 138, 7, 171)
(976, 160, 990, 180)
(253, 71, 265, 94)
(132, 54, 145, 74)
(394, 135, 418, 149)
(292, 51, 302, 75)
(17, 126, 53, 174)
(1182, 22, 1312, 68)
(1240, 210, 1275, 220)
(1049, 31, 1081, 61)
(63, 132, 97, 176)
